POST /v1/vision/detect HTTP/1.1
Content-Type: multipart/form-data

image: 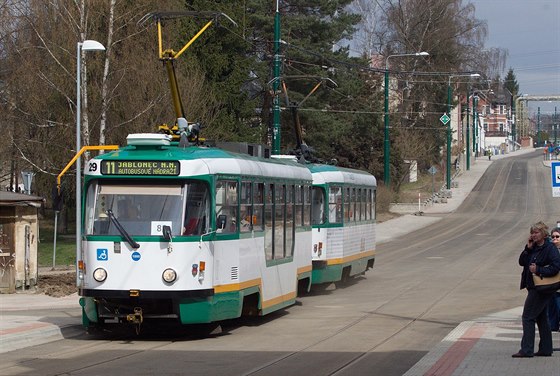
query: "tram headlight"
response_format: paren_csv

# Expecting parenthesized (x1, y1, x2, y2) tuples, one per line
(93, 268, 107, 282)
(162, 268, 177, 283)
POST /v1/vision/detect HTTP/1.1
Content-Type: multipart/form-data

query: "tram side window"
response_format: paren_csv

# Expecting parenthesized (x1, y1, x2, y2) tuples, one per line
(363, 188, 369, 221)
(183, 182, 209, 235)
(285, 185, 295, 257)
(215, 180, 238, 234)
(368, 188, 373, 220)
(240, 181, 252, 233)
(329, 186, 342, 224)
(303, 185, 311, 226)
(351, 188, 357, 222)
(344, 187, 351, 223)
(274, 185, 285, 259)
(311, 187, 325, 225)
(85, 183, 99, 235)
(254, 183, 264, 231)
(264, 183, 274, 260)
(357, 188, 363, 221)
(371, 189, 377, 220)
(295, 185, 303, 227)
(363, 188, 368, 221)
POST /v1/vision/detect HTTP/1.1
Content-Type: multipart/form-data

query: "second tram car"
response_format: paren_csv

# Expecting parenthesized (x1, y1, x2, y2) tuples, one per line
(79, 134, 313, 328)
(308, 164, 376, 285)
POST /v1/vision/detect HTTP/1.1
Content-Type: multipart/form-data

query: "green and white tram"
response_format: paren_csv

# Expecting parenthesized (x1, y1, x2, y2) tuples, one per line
(308, 164, 376, 285)
(79, 133, 313, 328)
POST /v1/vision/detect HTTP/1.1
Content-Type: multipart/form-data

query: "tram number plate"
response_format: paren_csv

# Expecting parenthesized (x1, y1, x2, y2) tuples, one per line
(151, 221, 172, 236)
(101, 160, 180, 176)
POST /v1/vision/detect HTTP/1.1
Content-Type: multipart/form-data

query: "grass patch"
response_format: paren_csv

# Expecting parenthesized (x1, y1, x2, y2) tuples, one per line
(396, 172, 444, 203)
(376, 184, 394, 213)
(38, 215, 76, 268)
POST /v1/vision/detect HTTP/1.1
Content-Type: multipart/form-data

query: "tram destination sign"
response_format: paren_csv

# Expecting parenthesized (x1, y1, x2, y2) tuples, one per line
(101, 160, 180, 176)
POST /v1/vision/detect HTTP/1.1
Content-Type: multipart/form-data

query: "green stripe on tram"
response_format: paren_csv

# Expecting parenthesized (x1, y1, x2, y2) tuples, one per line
(178, 285, 261, 324)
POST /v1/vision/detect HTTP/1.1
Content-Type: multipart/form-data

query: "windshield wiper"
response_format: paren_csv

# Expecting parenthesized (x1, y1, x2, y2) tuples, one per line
(106, 209, 140, 249)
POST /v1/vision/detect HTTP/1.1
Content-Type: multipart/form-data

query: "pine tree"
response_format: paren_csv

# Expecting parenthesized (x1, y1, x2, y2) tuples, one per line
(503, 67, 519, 96)
(180, 1, 371, 167)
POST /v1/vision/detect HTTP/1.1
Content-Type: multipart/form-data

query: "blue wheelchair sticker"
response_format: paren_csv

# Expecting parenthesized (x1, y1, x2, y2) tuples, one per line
(131, 252, 141, 261)
(96, 248, 108, 261)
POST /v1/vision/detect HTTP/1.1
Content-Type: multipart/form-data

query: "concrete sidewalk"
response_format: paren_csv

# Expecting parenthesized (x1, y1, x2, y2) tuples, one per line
(0, 292, 82, 353)
(404, 307, 560, 375)
(2, 147, 559, 375)
(382, 148, 559, 374)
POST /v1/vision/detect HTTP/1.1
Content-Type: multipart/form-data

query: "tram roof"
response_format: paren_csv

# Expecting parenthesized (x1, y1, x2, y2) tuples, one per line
(307, 163, 377, 187)
(87, 144, 312, 181)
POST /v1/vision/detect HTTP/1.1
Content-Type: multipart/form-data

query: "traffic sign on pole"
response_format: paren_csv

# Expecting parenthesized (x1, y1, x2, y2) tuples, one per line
(439, 114, 450, 125)
(551, 161, 560, 197)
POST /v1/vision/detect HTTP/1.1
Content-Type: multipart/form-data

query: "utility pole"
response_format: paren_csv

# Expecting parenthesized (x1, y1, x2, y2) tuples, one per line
(473, 95, 479, 158)
(446, 82, 452, 189)
(466, 89, 470, 170)
(512, 95, 516, 149)
(272, 1, 281, 154)
(446, 73, 479, 189)
(555, 106, 558, 145)
(537, 106, 541, 146)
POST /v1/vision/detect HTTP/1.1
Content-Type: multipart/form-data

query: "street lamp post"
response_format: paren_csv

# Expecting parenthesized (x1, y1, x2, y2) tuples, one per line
(552, 106, 558, 146)
(76, 40, 105, 268)
(383, 51, 428, 186)
(466, 89, 470, 170)
(512, 95, 516, 149)
(537, 106, 541, 146)
(446, 73, 480, 189)
(555, 106, 558, 145)
(474, 94, 479, 157)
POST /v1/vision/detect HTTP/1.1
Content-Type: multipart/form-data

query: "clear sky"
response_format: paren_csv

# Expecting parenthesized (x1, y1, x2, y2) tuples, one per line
(471, 0, 560, 114)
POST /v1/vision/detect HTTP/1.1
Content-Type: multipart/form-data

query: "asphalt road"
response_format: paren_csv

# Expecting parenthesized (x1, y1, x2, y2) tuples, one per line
(1, 151, 554, 376)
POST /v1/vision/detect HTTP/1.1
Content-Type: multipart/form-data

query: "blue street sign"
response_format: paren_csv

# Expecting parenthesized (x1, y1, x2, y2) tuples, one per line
(551, 161, 560, 197)
(552, 162, 560, 187)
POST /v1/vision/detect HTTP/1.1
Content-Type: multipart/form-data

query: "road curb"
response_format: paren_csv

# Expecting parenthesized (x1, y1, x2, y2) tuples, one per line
(1, 323, 83, 354)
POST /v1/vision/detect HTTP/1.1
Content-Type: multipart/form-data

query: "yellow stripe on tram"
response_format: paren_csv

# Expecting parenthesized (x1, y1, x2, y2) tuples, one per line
(214, 278, 261, 294)
(262, 291, 297, 309)
(326, 250, 375, 266)
(297, 265, 312, 274)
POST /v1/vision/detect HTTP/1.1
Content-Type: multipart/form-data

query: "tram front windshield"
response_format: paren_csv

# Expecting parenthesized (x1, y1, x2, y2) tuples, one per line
(84, 182, 209, 237)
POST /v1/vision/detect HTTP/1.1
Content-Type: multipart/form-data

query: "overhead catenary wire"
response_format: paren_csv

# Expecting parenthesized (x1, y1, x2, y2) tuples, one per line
(295, 107, 456, 116)
(215, 18, 492, 123)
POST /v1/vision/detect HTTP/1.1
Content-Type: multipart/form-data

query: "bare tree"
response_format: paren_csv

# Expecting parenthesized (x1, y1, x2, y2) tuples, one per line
(349, 0, 384, 57)
(0, 0, 220, 202)
(350, 0, 493, 187)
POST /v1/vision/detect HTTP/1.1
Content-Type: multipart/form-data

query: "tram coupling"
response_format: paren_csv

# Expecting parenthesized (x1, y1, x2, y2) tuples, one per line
(126, 307, 144, 325)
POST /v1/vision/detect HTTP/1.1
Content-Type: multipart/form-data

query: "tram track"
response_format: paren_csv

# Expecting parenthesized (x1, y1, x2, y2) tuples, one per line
(242, 153, 547, 376)
(216, 154, 543, 376)
(5, 152, 559, 376)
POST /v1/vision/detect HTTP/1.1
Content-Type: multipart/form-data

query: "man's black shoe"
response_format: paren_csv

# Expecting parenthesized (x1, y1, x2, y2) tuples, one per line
(511, 352, 533, 358)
